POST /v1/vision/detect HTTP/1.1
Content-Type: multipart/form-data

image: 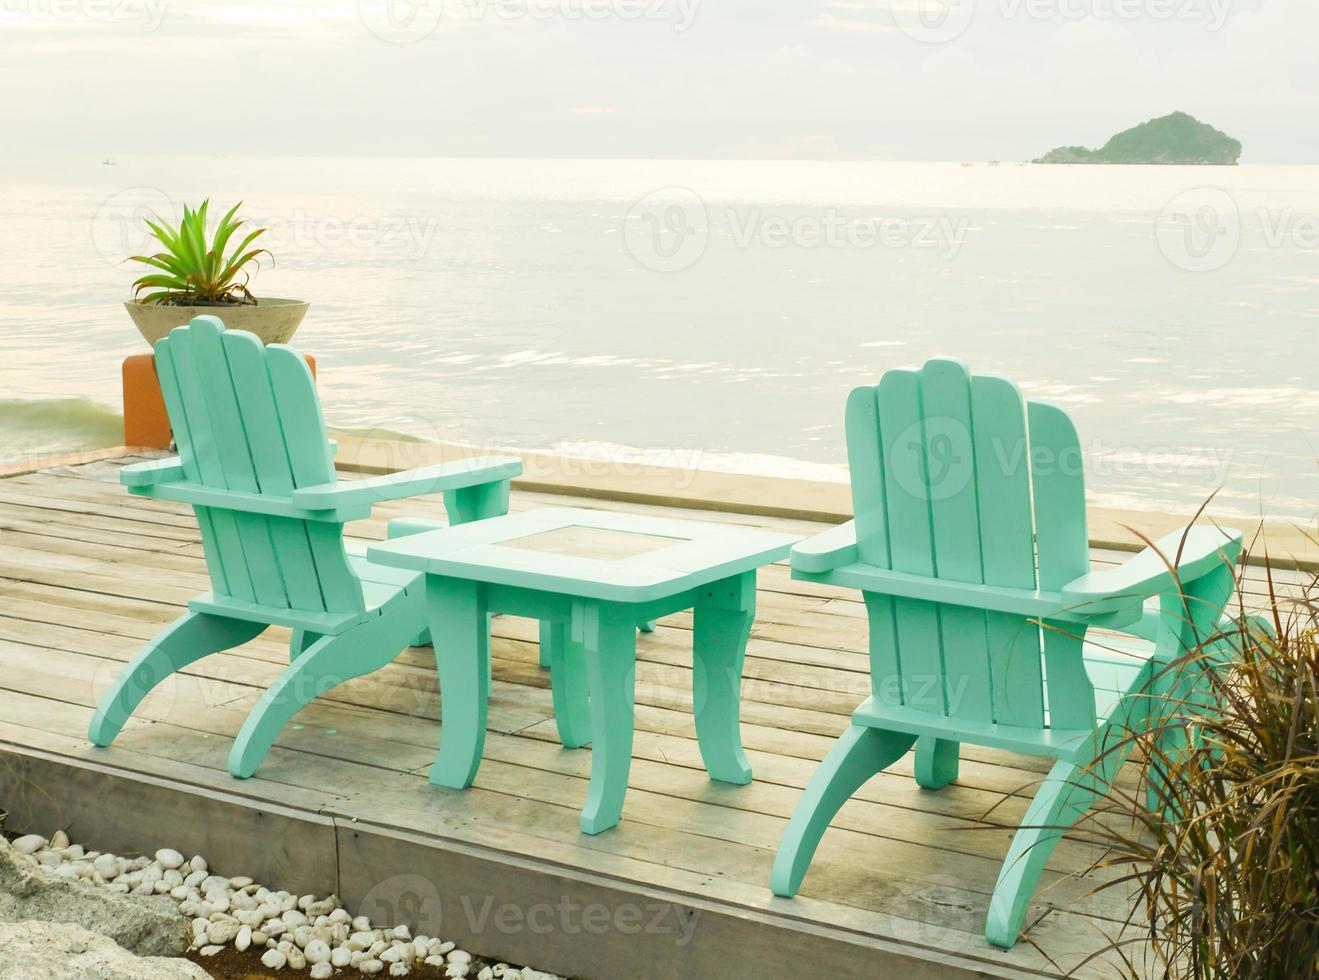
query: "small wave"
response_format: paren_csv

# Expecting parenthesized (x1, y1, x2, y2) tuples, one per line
(0, 398, 123, 465)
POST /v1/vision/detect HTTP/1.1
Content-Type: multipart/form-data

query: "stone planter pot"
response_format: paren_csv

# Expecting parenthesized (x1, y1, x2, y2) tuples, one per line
(125, 298, 309, 347)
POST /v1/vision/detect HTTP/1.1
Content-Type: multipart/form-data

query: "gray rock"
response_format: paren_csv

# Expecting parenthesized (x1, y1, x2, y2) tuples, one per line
(0, 921, 209, 980)
(0, 837, 190, 957)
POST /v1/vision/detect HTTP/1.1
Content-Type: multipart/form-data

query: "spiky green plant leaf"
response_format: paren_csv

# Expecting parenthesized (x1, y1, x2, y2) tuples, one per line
(128, 199, 271, 305)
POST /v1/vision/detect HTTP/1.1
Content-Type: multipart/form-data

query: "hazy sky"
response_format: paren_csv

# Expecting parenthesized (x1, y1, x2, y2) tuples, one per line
(3, 0, 1313, 162)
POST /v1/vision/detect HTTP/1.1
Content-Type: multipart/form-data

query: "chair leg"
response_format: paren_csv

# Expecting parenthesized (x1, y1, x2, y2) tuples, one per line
(228, 612, 412, 778)
(89, 612, 265, 747)
(985, 752, 1122, 948)
(914, 736, 959, 789)
(290, 629, 318, 658)
(386, 519, 447, 647)
(771, 725, 917, 897)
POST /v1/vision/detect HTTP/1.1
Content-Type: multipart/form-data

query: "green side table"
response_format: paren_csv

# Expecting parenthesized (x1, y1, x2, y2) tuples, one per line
(368, 506, 799, 834)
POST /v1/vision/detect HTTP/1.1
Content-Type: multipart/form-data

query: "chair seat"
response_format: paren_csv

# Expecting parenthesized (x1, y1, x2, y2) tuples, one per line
(852, 641, 1155, 763)
(346, 550, 422, 615)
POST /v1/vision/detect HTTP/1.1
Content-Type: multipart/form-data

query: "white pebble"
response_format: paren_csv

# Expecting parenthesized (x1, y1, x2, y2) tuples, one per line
(92, 853, 119, 879)
(50, 830, 70, 849)
(286, 947, 307, 970)
(11, 835, 45, 855)
(229, 875, 253, 888)
(155, 848, 185, 869)
(310, 964, 333, 980)
(390, 963, 410, 977)
(262, 948, 288, 970)
(353, 916, 372, 932)
(199, 945, 223, 957)
(207, 921, 240, 945)
(359, 960, 384, 976)
(331, 946, 353, 967)
(391, 924, 412, 941)
(448, 950, 472, 965)
(304, 939, 331, 964)
(235, 925, 252, 952)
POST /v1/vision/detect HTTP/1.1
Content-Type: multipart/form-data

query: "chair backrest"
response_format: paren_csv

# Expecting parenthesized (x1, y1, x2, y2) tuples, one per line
(154, 315, 365, 616)
(847, 358, 1095, 732)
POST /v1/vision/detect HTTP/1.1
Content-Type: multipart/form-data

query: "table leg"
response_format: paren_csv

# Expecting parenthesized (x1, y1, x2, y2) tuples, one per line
(427, 577, 490, 789)
(577, 601, 637, 835)
(692, 571, 755, 784)
(541, 619, 591, 749)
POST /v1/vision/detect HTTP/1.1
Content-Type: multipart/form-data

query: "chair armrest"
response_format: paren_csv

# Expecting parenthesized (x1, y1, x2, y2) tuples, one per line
(790, 521, 859, 574)
(1061, 525, 1242, 615)
(120, 457, 185, 488)
(801, 561, 1118, 623)
(290, 456, 523, 510)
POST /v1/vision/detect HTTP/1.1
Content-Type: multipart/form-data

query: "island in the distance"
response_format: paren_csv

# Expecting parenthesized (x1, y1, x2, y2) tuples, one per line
(1034, 111, 1242, 165)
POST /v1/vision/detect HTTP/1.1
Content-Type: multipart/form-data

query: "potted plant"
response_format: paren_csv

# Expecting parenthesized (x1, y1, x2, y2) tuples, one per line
(124, 199, 308, 346)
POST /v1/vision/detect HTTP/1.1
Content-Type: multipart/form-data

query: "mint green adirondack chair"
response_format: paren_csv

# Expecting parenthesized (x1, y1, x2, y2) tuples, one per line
(770, 359, 1242, 949)
(87, 316, 521, 778)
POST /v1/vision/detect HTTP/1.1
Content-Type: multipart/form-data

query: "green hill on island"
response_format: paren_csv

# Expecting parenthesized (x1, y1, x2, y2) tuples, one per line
(1035, 111, 1242, 165)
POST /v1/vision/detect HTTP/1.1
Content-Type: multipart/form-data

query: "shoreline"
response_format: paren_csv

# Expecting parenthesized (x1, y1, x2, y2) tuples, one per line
(10, 439, 1313, 571)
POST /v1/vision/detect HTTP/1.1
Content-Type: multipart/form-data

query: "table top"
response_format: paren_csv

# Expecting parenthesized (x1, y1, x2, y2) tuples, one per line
(367, 507, 801, 603)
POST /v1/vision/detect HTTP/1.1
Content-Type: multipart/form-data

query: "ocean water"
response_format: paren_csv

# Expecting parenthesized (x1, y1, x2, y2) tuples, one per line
(1, 156, 1315, 522)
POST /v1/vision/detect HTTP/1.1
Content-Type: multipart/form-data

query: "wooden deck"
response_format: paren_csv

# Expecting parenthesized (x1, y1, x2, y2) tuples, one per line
(0, 454, 1302, 979)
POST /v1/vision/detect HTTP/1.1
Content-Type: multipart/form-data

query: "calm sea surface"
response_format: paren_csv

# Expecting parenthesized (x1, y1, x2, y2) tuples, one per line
(1, 156, 1315, 521)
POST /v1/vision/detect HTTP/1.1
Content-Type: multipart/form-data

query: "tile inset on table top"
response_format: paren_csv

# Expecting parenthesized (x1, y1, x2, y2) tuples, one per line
(499, 525, 688, 562)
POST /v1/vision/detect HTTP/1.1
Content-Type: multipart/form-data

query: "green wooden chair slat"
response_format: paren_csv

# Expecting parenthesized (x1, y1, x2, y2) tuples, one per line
(88, 315, 521, 778)
(971, 374, 1044, 730)
(221, 330, 327, 612)
(771, 357, 1244, 950)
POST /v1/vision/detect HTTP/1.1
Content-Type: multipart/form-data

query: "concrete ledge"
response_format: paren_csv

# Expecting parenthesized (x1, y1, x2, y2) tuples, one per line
(0, 741, 338, 898)
(0, 740, 1018, 980)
